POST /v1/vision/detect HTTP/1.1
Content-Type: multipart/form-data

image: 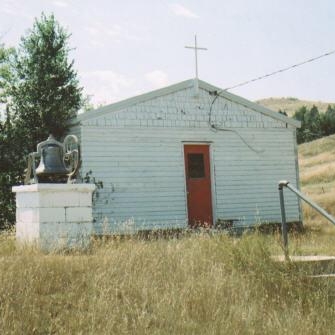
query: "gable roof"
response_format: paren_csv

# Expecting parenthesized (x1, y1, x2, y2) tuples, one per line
(77, 79, 301, 128)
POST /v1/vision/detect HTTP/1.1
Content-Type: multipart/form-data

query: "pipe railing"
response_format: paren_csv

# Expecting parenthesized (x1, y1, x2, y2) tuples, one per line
(278, 180, 335, 258)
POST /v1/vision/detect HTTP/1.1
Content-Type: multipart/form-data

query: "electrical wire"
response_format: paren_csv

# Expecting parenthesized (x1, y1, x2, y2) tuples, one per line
(207, 49, 335, 153)
(208, 91, 264, 153)
(210, 124, 265, 153)
(223, 49, 335, 92)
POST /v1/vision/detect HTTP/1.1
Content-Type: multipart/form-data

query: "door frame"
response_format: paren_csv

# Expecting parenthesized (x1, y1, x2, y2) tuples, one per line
(181, 142, 217, 227)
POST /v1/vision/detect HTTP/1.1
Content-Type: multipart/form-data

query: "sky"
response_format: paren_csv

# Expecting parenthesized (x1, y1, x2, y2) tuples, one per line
(1, 0, 335, 107)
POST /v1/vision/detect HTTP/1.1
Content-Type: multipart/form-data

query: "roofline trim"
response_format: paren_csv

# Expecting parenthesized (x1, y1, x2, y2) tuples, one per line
(75, 78, 300, 128)
(76, 79, 194, 122)
(198, 80, 301, 128)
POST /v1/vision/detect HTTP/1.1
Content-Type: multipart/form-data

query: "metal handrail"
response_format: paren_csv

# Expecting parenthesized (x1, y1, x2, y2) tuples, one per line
(278, 180, 335, 258)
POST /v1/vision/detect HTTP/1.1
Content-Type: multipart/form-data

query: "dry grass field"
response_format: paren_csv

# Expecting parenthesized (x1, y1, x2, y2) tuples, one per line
(299, 134, 335, 234)
(2, 232, 335, 335)
(256, 97, 334, 116)
(1, 135, 335, 334)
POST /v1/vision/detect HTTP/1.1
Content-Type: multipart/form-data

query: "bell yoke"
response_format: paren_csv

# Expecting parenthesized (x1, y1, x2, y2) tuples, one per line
(25, 134, 80, 184)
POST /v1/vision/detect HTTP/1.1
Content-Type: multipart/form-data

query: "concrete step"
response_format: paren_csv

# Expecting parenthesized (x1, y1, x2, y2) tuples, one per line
(272, 255, 335, 277)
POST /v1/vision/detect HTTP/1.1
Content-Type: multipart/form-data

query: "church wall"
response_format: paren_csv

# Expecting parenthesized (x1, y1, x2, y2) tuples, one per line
(76, 87, 300, 233)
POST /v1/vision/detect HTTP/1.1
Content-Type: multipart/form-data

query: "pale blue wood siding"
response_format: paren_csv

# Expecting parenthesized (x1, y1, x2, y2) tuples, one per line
(76, 84, 300, 233)
(213, 129, 299, 226)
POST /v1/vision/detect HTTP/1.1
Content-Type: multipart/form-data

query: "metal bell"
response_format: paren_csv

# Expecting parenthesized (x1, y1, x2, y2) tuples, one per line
(25, 134, 80, 184)
(35, 142, 69, 181)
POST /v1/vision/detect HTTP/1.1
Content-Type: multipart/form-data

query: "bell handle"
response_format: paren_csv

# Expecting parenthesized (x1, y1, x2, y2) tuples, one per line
(63, 135, 79, 152)
(65, 149, 81, 181)
(63, 135, 81, 182)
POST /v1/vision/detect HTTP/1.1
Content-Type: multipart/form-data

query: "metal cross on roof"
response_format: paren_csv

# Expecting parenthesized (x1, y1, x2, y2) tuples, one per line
(185, 35, 207, 79)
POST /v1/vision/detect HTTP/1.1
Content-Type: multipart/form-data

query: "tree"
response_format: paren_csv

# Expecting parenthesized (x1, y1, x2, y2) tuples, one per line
(293, 105, 324, 144)
(320, 105, 335, 136)
(0, 107, 24, 227)
(304, 105, 322, 142)
(0, 14, 83, 228)
(293, 106, 307, 144)
(0, 45, 14, 106)
(0, 44, 20, 227)
(10, 13, 83, 149)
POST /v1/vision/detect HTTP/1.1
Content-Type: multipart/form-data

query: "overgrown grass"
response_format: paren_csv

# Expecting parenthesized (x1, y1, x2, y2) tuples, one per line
(1, 232, 335, 335)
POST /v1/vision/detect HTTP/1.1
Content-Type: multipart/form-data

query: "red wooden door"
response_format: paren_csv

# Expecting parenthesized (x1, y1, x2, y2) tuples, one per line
(184, 144, 213, 228)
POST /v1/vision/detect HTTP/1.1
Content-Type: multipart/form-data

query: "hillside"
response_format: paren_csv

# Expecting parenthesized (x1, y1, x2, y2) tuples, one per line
(298, 134, 335, 230)
(256, 97, 334, 116)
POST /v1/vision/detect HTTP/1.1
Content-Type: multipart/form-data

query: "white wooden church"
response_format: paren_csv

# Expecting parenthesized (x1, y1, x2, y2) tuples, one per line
(71, 78, 301, 234)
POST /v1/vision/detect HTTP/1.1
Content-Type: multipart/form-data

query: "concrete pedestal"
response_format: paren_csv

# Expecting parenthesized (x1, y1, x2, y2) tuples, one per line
(12, 184, 95, 250)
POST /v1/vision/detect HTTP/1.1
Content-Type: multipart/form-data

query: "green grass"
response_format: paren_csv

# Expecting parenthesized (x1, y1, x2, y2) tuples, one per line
(1, 232, 335, 335)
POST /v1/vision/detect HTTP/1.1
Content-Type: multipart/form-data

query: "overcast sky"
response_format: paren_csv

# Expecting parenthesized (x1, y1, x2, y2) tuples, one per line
(1, 0, 335, 106)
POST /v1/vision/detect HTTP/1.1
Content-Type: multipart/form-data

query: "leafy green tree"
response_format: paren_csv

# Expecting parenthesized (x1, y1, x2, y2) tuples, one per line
(0, 44, 20, 227)
(0, 14, 83, 228)
(0, 45, 14, 105)
(10, 13, 83, 149)
(0, 107, 25, 227)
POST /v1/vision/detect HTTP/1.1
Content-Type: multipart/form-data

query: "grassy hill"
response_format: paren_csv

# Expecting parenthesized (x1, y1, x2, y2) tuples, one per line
(298, 134, 335, 231)
(256, 97, 334, 116)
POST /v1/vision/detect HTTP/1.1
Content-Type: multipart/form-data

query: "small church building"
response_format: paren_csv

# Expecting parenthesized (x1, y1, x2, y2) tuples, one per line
(72, 79, 302, 234)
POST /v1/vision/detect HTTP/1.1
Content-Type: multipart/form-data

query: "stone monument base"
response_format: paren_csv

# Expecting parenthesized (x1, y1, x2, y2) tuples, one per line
(12, 184, 95, 251)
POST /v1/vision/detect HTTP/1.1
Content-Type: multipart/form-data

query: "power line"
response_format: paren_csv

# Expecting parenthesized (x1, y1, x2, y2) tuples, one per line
(208, 50, 335, 153)
(209, 49, 335, 128)
(207, 50, 335, 153)
(223, 49, 335, 92)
